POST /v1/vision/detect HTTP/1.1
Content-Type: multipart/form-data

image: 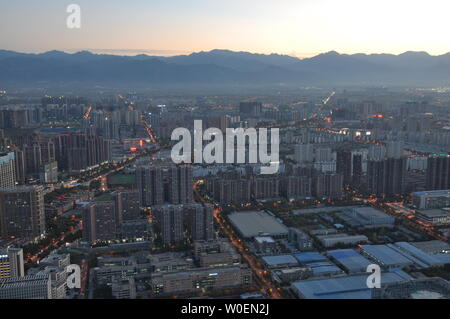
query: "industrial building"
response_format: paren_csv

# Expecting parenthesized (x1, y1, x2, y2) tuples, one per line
(316, 233, 368, 248)
(291, 270, 412, 299)
(293, 252, 343, 277)
(415, 208, 450, 226)
(372, 277, 450, 299)
(360, 242, 446, 269)
(327, 249, 373, 273)
(261, 255, 299, 269)
(228, 211, 288, 239)
(412, 190, 450, 209)
(338, 206, 395, 229)
(360, 244, 414, 268)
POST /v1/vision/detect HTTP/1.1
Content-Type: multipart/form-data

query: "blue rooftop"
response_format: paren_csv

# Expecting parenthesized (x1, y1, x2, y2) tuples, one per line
(328, 249, 373, 273)
(292, 271, 412, 299)
(293, 252, 327, 264)
(361, 245, 413, 267)
(262, 255, 298, 266)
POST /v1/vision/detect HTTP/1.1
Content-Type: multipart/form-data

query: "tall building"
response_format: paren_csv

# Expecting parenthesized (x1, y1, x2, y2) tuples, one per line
(113, 190, 141, 222)
(252, 177, 280, 200)
(386, 141, 404, 159)
(294, 144, 314, 164)
(0, 248, 24, 279)
(136, 165, 164, 207)
(167, 165, 193, 205)
(366, 158, 407, 196)
(314, 147, 333, 162)
(368, 144, 386, 161)
(426, 156, 450, 190)
(0, 186, 45, 239)
(0, 152, 16, 188)
(239, 101, 262, 118)
(185, 203, 214, 241)
(153, 205, 184, 245)
(136, 164, 193, 207)
(39, 161, 58, 184)
(336, 149, 353, 185)
(13, 149, 26, 184)
(55, 133, 111, 172)
(206, 178, 252, 204)
(312, 173, 344, 199)
(82, 201, 118, 243)
(281, 176, 312, 199)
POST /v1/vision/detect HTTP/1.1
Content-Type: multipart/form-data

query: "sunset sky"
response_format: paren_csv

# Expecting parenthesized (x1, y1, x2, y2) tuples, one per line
(1, 0, 449, 58)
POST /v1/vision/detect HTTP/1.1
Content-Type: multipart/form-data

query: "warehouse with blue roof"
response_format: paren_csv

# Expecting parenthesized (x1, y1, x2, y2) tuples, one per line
(328, 249, 373, 273)
(261, 255, 298, 268)
(291, 270, 413, 299)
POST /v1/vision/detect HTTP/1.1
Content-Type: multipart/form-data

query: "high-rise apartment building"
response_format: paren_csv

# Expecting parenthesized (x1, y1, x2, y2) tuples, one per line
(153, 204, 184, 245)
(136, 164, 193, 207)
(185, 203, 214, 241)
(82, 201, 118, 243)
(136, 165, 164, 207)
(0, 186, 45, 239)
(426, 156, 450, 190)
(113, 190, 141, 222)
(0, 152, 16, 188)
(366, 158, 407, 196)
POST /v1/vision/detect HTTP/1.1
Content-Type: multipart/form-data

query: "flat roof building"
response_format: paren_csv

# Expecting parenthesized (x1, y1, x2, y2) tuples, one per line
(416, 208, 450, 226)
(338, 206, 395, 229)
(261, 255, 299, 269)
(228, 211, 288, 239)
(291, 271, 412, 299)
(316, 233, 368, 248)
(412, 190, 450, 209)
(360, 244, 414, 268)
(328, 249, 373, 273)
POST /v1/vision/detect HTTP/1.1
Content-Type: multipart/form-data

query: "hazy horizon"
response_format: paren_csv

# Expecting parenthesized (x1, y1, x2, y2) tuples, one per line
(2, 0, 450, 58)
(2, 48, 449, 60)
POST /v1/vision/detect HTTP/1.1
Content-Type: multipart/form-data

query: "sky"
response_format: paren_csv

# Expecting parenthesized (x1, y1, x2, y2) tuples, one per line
(1, 0, 449, 58)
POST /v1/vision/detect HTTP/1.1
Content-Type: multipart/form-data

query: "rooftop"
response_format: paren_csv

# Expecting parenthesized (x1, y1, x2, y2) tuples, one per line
(228, 211, 288, 238)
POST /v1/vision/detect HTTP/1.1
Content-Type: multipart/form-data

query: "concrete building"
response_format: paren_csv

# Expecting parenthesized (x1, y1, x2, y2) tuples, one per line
(327, 249, 373, 273)
(316, 233, 368, 248)
(288, 228, 313, 251)
(150, 265, 252, 296)
(338, 206, 395, 229)
(82, 201, 118, 243)
(185, 203, 214, 241)
(416, 208, 450, 226)
(0, 275, 52, 299)
(228, 211, 289, 239)
(0, 248, 24, 279)
(0, 152, 16, 188)
(412, 190, 450, 209)
(0, 186, 45, 239)
(113, 190, 141, 221)
(291, 271, 412, 299)
(153, 204, 184, 245)
(111, 278, 137, 299)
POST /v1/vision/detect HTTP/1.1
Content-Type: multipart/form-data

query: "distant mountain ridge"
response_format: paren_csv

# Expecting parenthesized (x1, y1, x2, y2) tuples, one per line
(1, 49, 450, 86)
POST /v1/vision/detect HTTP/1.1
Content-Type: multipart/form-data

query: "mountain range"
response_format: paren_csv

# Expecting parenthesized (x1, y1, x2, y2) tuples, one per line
(1, 49, 450, 86)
